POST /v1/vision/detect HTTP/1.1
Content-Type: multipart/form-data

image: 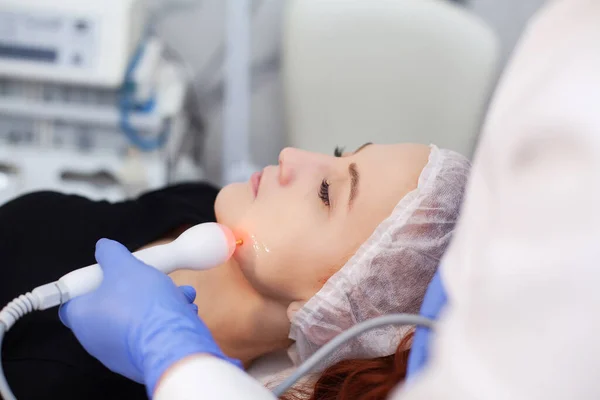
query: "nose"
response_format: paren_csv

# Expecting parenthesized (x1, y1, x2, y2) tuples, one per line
(278, 147, 297, 185)
(278, 147, 328, 185)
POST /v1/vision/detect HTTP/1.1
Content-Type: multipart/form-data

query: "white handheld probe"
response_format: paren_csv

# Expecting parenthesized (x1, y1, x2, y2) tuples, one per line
(0, 222, 240, 330)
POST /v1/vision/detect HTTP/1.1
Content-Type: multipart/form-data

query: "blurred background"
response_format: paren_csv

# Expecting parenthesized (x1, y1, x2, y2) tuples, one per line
(0, 0, 545, 205)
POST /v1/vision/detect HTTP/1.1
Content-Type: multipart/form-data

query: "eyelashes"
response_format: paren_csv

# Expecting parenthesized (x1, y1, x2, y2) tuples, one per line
(334, 146, 345, 157)
(319, 179, 331, 206)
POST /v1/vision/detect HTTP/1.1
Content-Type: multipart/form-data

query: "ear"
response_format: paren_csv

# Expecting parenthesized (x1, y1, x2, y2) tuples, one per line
(286, 301, 306, 322)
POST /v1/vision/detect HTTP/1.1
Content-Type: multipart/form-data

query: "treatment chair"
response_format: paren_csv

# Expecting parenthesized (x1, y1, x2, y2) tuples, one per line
(283, 0, 500, 158)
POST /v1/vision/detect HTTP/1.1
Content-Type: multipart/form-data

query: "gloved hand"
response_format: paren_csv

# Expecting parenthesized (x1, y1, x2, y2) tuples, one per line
(407, 269, 448, 378)
(59, 239, 241, 396)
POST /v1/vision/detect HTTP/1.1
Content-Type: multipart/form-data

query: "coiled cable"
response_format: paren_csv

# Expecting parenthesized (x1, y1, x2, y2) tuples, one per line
(0, 284, 64, 400)
(0, 292, 43, 400)
(0, 325, 13, 400)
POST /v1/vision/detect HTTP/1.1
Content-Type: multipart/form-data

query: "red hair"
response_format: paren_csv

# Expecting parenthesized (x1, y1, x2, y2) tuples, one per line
(279, 331, 413, 400)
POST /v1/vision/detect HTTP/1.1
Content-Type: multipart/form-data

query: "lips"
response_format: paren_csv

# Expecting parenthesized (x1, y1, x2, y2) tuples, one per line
(250, 170, 263, 198)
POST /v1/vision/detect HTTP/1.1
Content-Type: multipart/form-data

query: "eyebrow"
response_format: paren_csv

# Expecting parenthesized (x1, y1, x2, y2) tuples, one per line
(346, 143, 371, 208)
(354, 142, 373, 155)
(348, 163, 359, 209)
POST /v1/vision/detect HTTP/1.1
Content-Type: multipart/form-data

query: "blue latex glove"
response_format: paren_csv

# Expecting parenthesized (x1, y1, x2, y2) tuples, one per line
(179, 285, 200, 315)
(60, 239, 241, 396)
(407, 269, 448, 378)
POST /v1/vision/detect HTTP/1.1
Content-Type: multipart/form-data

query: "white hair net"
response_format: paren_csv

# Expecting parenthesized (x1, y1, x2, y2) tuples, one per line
(288, 145, 470, 369)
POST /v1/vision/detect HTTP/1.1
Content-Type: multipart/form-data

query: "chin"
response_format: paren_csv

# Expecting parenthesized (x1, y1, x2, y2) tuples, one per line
(214, 183, 252, 226)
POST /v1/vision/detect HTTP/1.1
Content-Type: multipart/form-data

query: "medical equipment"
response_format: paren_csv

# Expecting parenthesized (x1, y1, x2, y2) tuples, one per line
(0, 0, 147, 88)
(0, 0, 202, 204)
(0, 222, 239, 399)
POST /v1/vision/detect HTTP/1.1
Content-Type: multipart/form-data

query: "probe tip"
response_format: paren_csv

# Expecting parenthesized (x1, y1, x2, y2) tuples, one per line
(236, 239, 244, 246)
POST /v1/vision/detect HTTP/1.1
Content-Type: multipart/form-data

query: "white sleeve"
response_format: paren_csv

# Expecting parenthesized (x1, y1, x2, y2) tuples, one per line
(154, 357, 276, 400)
(395, 0, 600, 399)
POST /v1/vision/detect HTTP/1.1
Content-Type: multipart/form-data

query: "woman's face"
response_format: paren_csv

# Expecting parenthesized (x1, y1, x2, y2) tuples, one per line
(215, 143, 431, 306)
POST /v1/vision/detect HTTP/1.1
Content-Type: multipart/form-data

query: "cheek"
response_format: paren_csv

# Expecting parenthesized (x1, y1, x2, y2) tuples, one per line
(311, 238, 361, 294)
(280, 232, 352, 299)
(232, 210, 330, 299)
(232, 196, 313, 261)
(233, 235, 299, 299)
(291, 243, 349, 300)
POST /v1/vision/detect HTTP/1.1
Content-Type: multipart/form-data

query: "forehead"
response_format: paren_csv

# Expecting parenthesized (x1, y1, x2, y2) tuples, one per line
(349, 143, 431, 224)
